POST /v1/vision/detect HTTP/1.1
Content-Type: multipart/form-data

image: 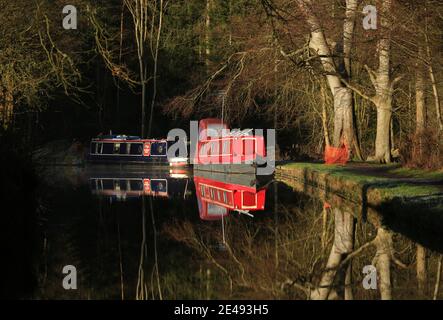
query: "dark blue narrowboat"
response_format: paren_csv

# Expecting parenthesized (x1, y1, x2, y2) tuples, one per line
(87, 134, 188, 166)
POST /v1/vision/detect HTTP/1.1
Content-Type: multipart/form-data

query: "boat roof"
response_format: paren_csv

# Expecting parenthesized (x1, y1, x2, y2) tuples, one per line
(92, 135, 167, 142)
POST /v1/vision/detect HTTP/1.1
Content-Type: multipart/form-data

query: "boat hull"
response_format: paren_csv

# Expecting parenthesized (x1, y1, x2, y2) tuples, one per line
(193, 163, 257, 174)
(87, 153, 169, 165)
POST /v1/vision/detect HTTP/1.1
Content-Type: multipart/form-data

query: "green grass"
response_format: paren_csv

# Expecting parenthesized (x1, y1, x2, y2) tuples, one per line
(278, 162, 443, 200)
(377, 184, 442, 199)
(387, 167, 443, 180)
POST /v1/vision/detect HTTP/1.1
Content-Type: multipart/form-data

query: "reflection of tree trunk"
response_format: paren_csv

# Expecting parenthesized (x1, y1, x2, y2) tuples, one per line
(136, 197, 148, 300)
(117, 211, 125, 300)
(344, 264, 353, 300)
(149, 197, 163, 300)
(416, 244, 428, 297)
(311, 207, 354, 300)
(433, 255, 442, 300)
(374, 227, 392, 300)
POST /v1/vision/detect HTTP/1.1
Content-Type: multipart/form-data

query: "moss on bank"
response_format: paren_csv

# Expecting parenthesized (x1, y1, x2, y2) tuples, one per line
(276, 162, 443, 206)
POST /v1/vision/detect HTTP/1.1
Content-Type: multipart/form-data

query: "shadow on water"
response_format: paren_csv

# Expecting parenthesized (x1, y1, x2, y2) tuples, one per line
(0, 135, 39, 299)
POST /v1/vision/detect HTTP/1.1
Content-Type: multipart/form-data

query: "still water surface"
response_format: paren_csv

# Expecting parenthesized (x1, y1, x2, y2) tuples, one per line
(19, 166, 443, 299)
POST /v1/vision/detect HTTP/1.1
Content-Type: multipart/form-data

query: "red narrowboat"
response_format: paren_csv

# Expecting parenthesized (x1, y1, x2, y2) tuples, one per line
(194, 118, 266, 173)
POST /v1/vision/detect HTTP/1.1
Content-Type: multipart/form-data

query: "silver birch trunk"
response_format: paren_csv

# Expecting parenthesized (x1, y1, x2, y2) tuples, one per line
(368, 0, 396, 163)
(297, 0, 361, 157)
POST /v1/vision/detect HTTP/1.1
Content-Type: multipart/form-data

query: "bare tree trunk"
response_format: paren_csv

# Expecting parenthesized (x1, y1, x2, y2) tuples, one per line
(147, 0, 164, 137)
(116, 0, 125, 131)
(343, 0, 358, 79)
(424, 2, 443, 132)
(368, 0, 398, 163)
(205, 0, 212, 68)
(320, 83, 331, 147)
(415, 48, 426, 135)
(297, 0, 361, 158)
(125, 0, 150, 138)
(416, 244, 428, 297)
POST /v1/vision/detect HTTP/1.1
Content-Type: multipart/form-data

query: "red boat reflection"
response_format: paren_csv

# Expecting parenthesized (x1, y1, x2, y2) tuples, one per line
(194, 171, 267, 221)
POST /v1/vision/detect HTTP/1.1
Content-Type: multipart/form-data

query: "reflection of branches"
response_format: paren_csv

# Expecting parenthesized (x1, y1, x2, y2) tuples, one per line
(136, 197, 148, 300)
(167, 221, 233, 289)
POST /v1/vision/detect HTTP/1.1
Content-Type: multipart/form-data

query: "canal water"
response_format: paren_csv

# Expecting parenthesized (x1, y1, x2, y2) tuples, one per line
(3, 166, 443, 300)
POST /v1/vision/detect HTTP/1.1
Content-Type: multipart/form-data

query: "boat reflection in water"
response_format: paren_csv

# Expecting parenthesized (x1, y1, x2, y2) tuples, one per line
(194, 170, 269, 221)
(88, 168, 191, 201)
(86, 166, 270, 221)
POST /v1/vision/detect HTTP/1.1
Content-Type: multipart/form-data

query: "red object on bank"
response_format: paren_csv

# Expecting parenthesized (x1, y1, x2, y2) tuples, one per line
(324, 144, 349, 165)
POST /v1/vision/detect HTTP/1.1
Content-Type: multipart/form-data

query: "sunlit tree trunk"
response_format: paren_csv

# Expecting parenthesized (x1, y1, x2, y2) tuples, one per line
(424, 1, 443, 132)
(415, 48, 426, 135)
(367, 0, 399, 163)
(415, 46, 426, 158)
(320, 83, 331, 147)
(296, 0, 361, 159)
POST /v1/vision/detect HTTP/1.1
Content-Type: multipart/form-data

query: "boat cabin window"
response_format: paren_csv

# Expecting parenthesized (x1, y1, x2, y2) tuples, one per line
(114, 180, 128, 191)
(200, 185, 205, 196)
(119, 143, 128, 155)
(91, 142, 103, 154)
(102, 143, 114, 154)
(130, 180, 143, 191)
(129, 143, 143, 155)
(102, 179, 114, 190)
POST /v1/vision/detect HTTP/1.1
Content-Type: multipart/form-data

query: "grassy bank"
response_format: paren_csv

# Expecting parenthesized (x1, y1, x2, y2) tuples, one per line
(276, 162, 443, 207)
